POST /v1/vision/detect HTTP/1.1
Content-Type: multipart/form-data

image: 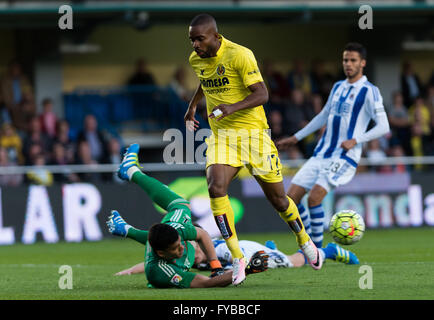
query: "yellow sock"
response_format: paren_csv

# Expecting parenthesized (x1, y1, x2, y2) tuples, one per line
(210, 195, 244, 259)
(278, 196, 310, 246)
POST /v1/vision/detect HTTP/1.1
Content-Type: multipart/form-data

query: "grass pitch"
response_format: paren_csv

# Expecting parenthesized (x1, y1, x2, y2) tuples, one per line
(1, 227, 433, 300)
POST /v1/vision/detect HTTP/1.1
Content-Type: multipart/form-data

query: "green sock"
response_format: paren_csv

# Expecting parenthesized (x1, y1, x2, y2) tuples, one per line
(131, 171, 186, 211)
(127, 228, 149, 246)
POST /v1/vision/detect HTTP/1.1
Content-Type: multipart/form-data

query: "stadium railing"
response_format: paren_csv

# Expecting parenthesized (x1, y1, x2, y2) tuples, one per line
(0, 156, 433, 175)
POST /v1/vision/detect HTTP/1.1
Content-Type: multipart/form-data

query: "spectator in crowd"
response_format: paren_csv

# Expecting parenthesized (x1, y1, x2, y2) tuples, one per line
(262, 60, 291, 112)
(388, 91, 411, 155)
(76, 114, 109, 164)
(126, 58, 158, 121)
(280, 145, 304, 176)
(0, 146, 23, 186)
(75, 140, 102, 183)
(0, 123, 24, 165)
(107, 137, 125, 184)
(304, 93, 326, 156)
(170, 66, 193, 102)
(9, 92, 36, 135)
(282, 89, 316, 156)
(388, 144, 409, 173)
(22, 116, 52, 165)
(408, 96, 431, 169)
(365, 139, 389, 172)
(39, 98, 58, 139)
(429, 71, 434, 88)
(127, 58, 156, 86)
(50, 142, 80, 183)
(401, 61, 423, 108)
(54, 119, 76, 164)
(287, 59, 312, 96)
(26, 153, 53, 186)
(426, 86, 434, 154)
(268, 109, 285, 141)
(0, 102, 11, 126)
(26, 143, 43, 166)
(310, 59, 335, 102)
(282, 89, 314, 134)
(427, 85, 434, 110)
(0, 60, 33, 114)
(311, 93, 324, 116)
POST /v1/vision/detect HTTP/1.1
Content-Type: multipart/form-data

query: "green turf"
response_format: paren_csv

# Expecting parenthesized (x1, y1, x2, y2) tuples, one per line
(1, 227, 433, 300)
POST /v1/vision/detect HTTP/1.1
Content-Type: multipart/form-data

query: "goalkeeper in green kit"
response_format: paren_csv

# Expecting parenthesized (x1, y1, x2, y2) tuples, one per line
(106, 143, 268, 288)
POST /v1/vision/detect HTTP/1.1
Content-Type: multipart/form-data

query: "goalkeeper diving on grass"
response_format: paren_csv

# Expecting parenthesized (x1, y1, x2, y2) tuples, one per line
(115, 238, 359, 276)
(106, 143, 268, 288)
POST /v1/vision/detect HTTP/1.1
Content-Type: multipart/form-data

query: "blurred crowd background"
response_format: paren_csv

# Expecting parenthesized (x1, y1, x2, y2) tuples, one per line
(0, 0, 433, 186)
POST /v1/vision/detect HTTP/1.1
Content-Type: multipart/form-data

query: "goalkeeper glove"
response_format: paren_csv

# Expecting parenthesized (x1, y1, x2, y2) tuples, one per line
(210, 259, 224, 278)
(245, 250, 269, 275)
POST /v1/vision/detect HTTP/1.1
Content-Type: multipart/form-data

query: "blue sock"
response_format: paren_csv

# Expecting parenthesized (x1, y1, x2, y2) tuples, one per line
(297, 203, 311, 238)
(309, 204, 325, 249)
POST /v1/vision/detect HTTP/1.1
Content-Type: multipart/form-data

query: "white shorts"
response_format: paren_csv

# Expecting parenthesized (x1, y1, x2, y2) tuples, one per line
(291, 157, 357, 192)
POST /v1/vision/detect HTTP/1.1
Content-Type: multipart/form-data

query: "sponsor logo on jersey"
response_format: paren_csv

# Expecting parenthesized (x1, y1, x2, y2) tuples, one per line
(214, 214, 233, 239)
(200, 77, 230, 88)
(200, 69, 205, 75)
(332, 101, 351, 115)
(170, 274, 183, 285)
(216, 64, 225, 76)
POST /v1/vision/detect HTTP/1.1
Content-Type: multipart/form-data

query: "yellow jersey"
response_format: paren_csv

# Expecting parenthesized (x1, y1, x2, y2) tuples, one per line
(189, 35, 269, 134)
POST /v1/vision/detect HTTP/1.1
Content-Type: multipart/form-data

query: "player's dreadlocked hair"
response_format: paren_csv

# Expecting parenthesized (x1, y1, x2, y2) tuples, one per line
(148, 223, 179, 251)
(344, 42, 367, 60)
(190, 13, 218, 31)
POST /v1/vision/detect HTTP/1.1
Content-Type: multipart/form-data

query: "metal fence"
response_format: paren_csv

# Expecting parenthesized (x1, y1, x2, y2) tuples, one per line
(1, 156, 434, 175)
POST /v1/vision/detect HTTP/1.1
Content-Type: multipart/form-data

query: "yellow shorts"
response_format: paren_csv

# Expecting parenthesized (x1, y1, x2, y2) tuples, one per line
(205, 129, 283, 183)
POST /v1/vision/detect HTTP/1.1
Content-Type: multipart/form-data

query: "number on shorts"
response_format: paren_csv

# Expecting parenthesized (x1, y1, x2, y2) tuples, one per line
(330, 161, 341, 173)
(267, 154, 280, 175)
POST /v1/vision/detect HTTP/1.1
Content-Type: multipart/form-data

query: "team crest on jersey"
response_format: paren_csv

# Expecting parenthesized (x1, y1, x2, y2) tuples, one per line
(170, 274, 183, 285)
(216, 64, 225, 76)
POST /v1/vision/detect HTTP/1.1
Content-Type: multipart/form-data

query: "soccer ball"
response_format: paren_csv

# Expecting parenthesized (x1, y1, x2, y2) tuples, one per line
(329, 210, 365, 245)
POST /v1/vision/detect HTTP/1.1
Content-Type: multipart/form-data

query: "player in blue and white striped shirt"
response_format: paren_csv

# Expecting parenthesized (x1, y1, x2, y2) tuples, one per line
(277, 43, 390, 249)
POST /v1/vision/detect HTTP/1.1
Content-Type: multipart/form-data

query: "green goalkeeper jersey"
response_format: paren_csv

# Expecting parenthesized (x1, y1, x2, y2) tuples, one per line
(144, 202, 198, 288)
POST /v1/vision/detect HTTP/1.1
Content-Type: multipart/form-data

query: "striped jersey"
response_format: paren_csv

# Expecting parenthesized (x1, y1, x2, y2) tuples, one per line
(294, 75, 389, 167)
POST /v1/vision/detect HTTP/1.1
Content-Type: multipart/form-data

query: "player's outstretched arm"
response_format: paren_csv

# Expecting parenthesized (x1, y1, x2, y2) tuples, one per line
(278, 102, 330, 148)
(184, 84, 203, 131)
(209, 81, 268, 121)
(275, 135, 298, 150)
(189, 250, 269, 288)
(115, 262, 145, 276)
(190, 271, 233, 288)
(195, 227, 224, 277)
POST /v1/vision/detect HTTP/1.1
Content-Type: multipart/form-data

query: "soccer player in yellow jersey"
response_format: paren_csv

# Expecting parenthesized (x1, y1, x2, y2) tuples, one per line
(184, 14, 323, 285)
